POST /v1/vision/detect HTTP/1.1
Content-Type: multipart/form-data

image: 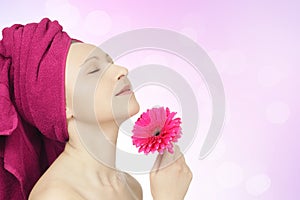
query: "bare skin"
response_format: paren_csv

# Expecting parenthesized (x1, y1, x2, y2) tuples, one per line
(150, 145, 193, 200)
(29, 43, 142, 200)
(29, 42, 192, 200)
(29, 121, 142, 200)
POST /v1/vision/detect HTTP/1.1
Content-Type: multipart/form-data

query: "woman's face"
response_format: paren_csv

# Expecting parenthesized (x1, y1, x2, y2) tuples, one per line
(65, 42, 140, 127)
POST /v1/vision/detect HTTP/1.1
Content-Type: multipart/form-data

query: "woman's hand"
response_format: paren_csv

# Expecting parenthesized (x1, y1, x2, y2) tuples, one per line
(150, 145, 193, 200)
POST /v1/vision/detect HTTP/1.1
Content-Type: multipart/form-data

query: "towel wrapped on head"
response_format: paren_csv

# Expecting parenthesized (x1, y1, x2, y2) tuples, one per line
(0, 18, 74, 199)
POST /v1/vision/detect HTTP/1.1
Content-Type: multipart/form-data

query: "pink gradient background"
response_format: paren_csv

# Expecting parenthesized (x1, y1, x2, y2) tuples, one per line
(1, 0, 299, 199)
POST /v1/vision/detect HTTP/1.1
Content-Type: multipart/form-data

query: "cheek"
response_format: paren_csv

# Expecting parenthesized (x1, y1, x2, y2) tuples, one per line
(72, 76, 96, 123)
(94, 80, 115, 121)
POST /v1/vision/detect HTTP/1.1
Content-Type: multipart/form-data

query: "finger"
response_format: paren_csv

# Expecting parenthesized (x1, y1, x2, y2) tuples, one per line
(169, 145, 186, 168)
(173, 145, 182, 162)
(151, 153, 163, 173)
(159, 147, 177, 170)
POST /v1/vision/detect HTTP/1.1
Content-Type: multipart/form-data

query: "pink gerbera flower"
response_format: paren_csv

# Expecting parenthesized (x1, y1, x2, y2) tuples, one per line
(132, 107, 182, 155)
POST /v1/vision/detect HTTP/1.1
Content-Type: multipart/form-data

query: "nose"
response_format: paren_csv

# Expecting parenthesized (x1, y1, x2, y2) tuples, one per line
(115, 65, 128, 80)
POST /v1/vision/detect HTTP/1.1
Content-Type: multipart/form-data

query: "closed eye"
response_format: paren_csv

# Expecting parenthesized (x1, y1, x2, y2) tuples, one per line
(88, 68, 100, 74)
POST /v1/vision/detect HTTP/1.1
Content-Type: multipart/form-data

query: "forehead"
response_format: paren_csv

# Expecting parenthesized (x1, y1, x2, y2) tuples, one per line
(67, 43, 107, 67)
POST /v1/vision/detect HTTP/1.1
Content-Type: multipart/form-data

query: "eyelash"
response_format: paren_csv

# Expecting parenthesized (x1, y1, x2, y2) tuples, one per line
(86, 54, 113, 74)
(88, 68, 100, 74)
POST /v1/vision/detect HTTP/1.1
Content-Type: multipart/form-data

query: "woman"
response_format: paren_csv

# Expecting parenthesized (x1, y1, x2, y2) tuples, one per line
(0, 18, 192, 200)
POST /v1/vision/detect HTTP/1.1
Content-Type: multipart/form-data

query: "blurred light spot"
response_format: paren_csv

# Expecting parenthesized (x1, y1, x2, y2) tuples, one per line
(266, 102, 290, 124)
(84, 10, 112, 36)
(45, 0, 81, 31)
(246, 173, 271, 196)
(112, 14, 132, 32)
(257, 66, 284, 87)
(215, 161, 244, 188)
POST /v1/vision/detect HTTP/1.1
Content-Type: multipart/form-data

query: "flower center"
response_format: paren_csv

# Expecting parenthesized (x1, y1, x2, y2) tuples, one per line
(154, 131, 160, 136)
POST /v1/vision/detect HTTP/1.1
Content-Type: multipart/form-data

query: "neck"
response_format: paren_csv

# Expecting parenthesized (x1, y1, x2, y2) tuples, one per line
(63, 119, 120, 176)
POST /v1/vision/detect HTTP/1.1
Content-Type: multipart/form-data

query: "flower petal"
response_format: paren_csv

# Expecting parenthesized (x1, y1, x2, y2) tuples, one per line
(132, 106, 182, 155)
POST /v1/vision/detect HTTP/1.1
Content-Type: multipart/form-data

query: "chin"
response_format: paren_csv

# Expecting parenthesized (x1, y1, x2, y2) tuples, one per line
(128, 94, 140, 117)
(108, 94, 140, 125)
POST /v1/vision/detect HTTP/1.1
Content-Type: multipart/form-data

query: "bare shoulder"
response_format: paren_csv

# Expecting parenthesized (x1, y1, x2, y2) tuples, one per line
(29, 180, 83, 200)
(124, 172, 143, 199)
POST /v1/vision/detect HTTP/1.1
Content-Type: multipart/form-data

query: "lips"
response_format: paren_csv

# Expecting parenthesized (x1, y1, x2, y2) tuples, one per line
(115, 84, 132, 96)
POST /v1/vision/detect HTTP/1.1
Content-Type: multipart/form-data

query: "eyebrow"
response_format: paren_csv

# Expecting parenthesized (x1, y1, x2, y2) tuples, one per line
(81, 54, 114, 66)
(106, 54, 114, 64)
(82, 56, 99, 65)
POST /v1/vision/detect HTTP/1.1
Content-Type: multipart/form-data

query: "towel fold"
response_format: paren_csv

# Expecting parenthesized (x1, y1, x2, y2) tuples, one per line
(0, 18, 72, 200)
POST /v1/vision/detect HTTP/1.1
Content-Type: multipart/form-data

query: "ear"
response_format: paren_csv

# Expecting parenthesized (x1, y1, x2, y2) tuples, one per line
(66, 107, 73, 120)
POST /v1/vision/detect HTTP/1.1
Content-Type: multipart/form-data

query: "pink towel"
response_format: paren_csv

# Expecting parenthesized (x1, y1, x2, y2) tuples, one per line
(0, 18, 73, 199)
